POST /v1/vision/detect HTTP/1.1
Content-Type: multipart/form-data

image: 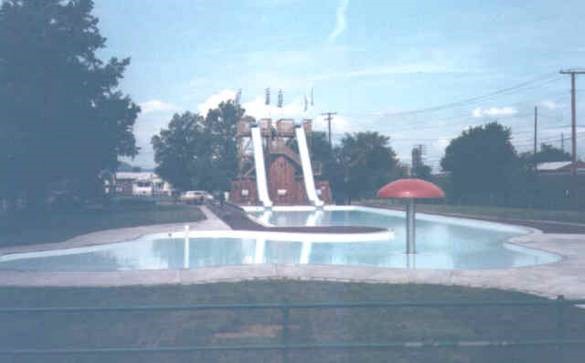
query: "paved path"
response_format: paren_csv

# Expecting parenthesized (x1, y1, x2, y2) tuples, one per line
(0, 206, 230, 255)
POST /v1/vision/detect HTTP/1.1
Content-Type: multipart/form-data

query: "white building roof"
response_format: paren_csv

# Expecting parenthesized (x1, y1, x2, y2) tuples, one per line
(115, 172, 159, 181)
(536, 161, 573, 171)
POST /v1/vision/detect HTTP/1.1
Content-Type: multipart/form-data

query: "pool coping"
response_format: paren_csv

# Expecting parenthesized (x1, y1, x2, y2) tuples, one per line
(0, 206, 584, 300)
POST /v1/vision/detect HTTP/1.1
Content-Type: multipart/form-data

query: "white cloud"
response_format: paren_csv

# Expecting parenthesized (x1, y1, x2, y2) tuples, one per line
(472, 106, 518, 118)
(328, 0, 349, 42)
(434, 137, 451, 150)
(197, 89, 237, 114)
(242, 95, 307, 120)
(313, 114, 354, 135)
(540, 100, 559, 110)
(131, 109, 179, 168)
(311, 63, 460, 81)
(139, 100, 179, 114)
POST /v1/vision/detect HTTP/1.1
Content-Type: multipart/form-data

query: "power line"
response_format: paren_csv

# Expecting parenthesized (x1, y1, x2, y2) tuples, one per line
(377, 74, 562, 117)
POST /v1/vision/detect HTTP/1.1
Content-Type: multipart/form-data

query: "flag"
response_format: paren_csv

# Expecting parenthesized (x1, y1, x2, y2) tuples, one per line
(235, 89, 242, 105)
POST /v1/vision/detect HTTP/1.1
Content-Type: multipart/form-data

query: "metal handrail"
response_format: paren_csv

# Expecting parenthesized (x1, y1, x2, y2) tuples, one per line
(0, 296, 582, 313)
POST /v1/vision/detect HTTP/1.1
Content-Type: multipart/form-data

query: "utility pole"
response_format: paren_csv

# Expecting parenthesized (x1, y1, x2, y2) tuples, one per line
(560, 69, 585, 205)
(561, 133, 565, 152)
(533, 106, 538, 156)
(321, 112, 337, 147)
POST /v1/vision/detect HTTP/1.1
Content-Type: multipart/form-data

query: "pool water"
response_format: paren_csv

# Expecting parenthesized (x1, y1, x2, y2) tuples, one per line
(0, 207, 560, 271)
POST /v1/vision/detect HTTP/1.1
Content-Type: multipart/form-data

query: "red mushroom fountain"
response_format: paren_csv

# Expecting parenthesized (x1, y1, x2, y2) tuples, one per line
(377, 179, 445, 254)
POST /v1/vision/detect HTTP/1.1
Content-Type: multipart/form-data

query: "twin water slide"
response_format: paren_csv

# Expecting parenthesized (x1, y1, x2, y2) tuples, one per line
(295, 125, 325, 207)
(250, 123, 324, 208)
(250, 126, 273, 208)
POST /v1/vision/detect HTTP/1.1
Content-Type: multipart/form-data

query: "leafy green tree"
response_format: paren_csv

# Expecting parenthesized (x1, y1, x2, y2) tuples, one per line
(151, 112, 207, 191)
(532, 143, 571, 163)
(204, 101, 244, 191)
(412, 163, 433, 180)
(151, 102, 243, 192)
(338, 132, 404, 201)
(441, 122, 521, 204)
(0, 0, 139, 207)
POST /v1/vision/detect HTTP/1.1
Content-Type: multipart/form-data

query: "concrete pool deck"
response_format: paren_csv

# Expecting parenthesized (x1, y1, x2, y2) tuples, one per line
(0, 206, 585, 300)
(0, 206, 230, 255)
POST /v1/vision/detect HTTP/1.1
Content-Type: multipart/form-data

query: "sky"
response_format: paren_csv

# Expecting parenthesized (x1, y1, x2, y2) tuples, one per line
(93, 0, 585, 169)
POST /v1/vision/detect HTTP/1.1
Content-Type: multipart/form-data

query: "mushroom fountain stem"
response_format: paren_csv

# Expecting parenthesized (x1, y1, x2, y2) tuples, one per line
(406, 199, 416, 254)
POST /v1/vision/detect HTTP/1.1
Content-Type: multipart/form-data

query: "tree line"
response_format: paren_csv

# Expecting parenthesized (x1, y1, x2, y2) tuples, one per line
(152, 107, 574, 209)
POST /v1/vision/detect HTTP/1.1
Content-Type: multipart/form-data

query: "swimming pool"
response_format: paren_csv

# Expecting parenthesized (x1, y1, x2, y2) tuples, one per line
(0, 206, 560, 271)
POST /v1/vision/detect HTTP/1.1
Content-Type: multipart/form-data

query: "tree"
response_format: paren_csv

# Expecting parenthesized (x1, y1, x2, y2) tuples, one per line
(441, 122, 521, 204)
(0, 0, 139, 208)
(412, 163, 433, 180)
(151, 112, 207, 191)
(204, 101, 244, 191)
(532, 143, 571, 163)
(337, 132, 405, 201)
(151, 102, 243, 192)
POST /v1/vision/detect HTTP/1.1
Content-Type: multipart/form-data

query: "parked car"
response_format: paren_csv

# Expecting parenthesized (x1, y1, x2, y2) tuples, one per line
(180, 190, 207, 204)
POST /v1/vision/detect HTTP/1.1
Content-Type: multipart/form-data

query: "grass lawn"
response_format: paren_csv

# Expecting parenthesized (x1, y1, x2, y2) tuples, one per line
(0, 281, 583, 363)
(0, 202, 205, 248)
(362, 199, 585, 224)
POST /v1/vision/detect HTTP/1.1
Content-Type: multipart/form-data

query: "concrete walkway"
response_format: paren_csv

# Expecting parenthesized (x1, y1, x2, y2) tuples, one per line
(1, 207, 585, 300)
(0, 206, 230, 255)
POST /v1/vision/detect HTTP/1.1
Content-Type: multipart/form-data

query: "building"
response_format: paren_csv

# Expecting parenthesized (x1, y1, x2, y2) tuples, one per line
(536, 161, 585, 175)
(113, 172, 173, 197)
(534, 161, 585, 209)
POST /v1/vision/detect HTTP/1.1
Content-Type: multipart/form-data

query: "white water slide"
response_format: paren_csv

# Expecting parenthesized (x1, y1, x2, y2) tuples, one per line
(250, 126, 273, 208)
(295, 125, 325, 207)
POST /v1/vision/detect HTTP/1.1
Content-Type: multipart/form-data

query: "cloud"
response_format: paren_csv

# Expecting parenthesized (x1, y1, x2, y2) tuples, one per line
(313, 113, 354, 135)
(197, 89, 237, 114)
(242, 95, 307, 120)
(472, 106, 518, 118)
(311, 63, 462, 81)
(540, 100, 559, 110)
(131, 108, 178, 168)
(434, 137, 451, 151)
(139, 100, 179, 114)
(328, 0, 349, 42)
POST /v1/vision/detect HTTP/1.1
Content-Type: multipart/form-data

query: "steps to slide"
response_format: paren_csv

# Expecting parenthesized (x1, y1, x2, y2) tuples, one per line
(295, 125, 325, 207)
(250, 126, 273, 208)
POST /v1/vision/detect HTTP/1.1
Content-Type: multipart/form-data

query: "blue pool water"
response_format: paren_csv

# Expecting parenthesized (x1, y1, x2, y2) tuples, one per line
(0, 208, 560, 271)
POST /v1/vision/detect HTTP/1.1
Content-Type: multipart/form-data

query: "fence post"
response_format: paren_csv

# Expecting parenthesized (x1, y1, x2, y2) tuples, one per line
(281, 303, 290, 363)
(555, 295, 566, 363)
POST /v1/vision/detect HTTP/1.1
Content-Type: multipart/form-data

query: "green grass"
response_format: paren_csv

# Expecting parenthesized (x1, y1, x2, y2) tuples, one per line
(362, 199, 585, 224)
(0, 202, 205, 247)
(0, 281, 583, 362)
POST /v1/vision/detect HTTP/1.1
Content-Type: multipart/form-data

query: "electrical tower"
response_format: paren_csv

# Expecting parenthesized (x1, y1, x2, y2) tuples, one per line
(560, 68, 585, 204)
(321, 112, 337, 147)
(411, 144, 426, 177)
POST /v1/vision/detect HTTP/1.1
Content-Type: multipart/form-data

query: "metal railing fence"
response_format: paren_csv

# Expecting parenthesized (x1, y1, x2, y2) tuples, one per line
(0, 295, 583, 362)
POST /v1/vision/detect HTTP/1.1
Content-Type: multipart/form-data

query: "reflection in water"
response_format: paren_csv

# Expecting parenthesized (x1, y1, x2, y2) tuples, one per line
(0, 210, 560, 271)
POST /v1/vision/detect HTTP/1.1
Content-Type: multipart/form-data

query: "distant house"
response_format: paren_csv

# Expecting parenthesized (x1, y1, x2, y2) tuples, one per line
(113, 172, 173, 197)
(536, 161, 585, 175)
